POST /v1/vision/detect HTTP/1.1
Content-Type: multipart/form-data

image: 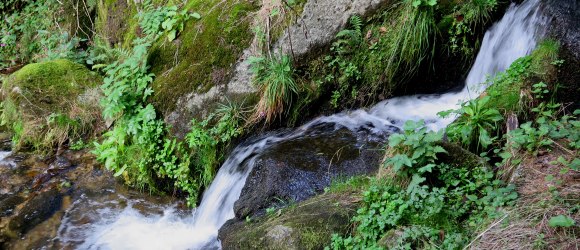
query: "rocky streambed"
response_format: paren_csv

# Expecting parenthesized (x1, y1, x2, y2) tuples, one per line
(0, 146, 187, 249)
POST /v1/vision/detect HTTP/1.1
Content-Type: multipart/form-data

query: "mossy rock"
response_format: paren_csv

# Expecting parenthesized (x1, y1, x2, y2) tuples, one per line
(147, 0, 258, 137)
(1, 59, 103, 153)
(95, 0, 259, 138)
(95, 0, 139, 47)
(483, 40, 561, 115)
(218, 191, 360, 250)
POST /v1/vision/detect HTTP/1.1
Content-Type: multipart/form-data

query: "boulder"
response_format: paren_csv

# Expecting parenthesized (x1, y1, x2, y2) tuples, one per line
(0, 59, 102, 152)
(219, 191, 361, 250)
(543, 0, 580, 108)
(234, 128, 382, 219)
(274, 0, 392, 62)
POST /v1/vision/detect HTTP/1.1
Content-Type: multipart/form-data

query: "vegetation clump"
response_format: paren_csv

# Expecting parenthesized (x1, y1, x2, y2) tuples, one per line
(330, 120, 516, 249)
(249, 54, 299, 123)
(0, 0, 95, 70)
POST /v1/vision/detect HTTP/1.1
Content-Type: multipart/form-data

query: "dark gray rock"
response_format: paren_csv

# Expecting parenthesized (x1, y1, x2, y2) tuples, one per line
(542, 0, 580, 108)
(0, 195, 24, 217)
(7, 189, 62, 236)
(233, 128, 383, 219)
(543, 0, 580, 59)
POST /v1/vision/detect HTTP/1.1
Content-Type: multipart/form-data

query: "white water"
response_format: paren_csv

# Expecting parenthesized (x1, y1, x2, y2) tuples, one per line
(56, 0, 546, 249)
(0, 151, 10, 161)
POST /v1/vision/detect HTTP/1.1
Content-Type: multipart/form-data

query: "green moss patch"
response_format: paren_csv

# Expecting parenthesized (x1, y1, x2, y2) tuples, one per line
(1, 59, 103, 153)
(484, 40, 560, 115)
(95, 0, 139, 47)
(148, 0, 258, 114)
(220, 191, 361, 249)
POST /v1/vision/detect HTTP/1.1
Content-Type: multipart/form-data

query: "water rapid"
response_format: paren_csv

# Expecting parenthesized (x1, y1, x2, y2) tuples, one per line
(56, 0, 547, 249)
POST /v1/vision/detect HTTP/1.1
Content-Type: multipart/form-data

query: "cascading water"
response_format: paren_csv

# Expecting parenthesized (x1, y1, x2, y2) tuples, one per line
(56, 0, 547, 248)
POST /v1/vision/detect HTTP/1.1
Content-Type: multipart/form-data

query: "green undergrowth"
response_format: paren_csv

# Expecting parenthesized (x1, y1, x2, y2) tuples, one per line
(329, 120, 517, 249)
(93, 0, 245, 206)
(0, 59, 102, 153)
(327, 43, 578, 249)
(0, 0, 93, 69)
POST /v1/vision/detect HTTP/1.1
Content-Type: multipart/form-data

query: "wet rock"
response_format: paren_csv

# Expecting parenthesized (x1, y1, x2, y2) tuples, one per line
(0, 132, 12, 151)
(50, 156, 73, 170)
(7, 189, 63, 236)
(219, 191, 360, 250)
(0, 195, 24, 217)
(544, 0, 580, 59)
(543, 0, 580, 110)
(234, 128, 382, 219)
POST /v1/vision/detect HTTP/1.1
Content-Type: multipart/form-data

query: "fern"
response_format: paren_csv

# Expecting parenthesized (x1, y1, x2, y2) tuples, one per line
(336, 15, 363, 41)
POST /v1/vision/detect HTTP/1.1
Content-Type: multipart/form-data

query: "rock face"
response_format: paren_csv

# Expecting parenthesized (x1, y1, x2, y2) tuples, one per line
(152, 0, 393, 138)
(543, 0, 580, 108)
(219, 191, 361, 250)
(233, 128, 383, 219)
(274, 0, 391, 61)
(544, 0, 580, 59)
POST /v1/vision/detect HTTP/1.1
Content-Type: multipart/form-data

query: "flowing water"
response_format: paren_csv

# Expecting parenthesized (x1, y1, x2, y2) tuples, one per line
(55, 0, 547, 249)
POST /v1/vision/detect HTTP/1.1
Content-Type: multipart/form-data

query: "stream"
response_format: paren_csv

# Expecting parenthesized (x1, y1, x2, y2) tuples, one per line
(3, 0, 547, 249)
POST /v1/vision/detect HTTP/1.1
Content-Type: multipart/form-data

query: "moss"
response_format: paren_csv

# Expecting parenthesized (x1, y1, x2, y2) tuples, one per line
(95, 0, 139, 48)
(148, 0, 258, 114)
(1, 59, 102, 153)
(220, 191, 360, 249)
(484, 57, 531, 114)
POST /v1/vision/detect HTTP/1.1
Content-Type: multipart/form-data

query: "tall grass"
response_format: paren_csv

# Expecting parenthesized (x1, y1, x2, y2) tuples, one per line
(382, 3, 437, 83)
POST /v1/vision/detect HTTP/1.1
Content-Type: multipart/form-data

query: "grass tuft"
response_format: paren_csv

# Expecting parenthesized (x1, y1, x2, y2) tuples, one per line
(249, 54, 299, 123)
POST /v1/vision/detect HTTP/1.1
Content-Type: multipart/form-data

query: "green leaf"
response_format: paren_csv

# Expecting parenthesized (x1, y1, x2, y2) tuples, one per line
(548, 215, 575, 227)
(167, 30, 177, 41)
(418, 164, 436, 173)
(191, 12, 201, 19)
(570, 158, 580, 171)
(388, 134, 404, 147)
(412, 0, 422, 7)
(114, 164, 128, 177)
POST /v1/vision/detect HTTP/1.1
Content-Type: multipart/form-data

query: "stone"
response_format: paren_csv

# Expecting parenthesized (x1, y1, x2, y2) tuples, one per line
(219, 191, 360, 250)
(233, 128, 383, 219)
(6, 189, 63, 236)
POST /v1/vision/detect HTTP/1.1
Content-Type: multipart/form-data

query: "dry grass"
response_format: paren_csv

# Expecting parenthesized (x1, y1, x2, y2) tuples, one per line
(250, 0, 287, 56)
(470, 146, 580, 250)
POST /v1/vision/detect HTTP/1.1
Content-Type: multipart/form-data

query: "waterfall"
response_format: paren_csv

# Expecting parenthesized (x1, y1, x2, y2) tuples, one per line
(56, 0, 547, 249)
